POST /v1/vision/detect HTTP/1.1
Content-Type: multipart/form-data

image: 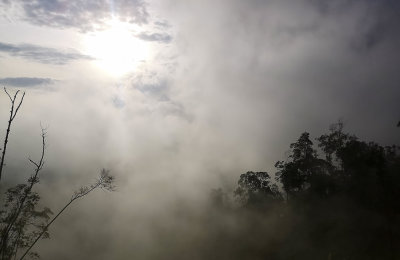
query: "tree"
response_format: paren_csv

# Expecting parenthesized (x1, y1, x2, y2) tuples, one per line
(0, 128, 50, 260)
(0, 89, 115, 260)
(275, 132, 325, 200)
(316, 120, 356, 167)
(19, 169, 114, 260)
(0, 88, 25, 181)
(214, 122, 400, 259)
(234, 171, 281, 206)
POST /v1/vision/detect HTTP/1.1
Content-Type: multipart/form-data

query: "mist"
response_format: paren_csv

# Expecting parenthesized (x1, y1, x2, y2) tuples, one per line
(1, 0, 400, 259)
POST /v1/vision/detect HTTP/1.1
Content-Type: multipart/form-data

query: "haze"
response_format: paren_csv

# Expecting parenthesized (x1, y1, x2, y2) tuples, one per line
(0, 0, 399, 259)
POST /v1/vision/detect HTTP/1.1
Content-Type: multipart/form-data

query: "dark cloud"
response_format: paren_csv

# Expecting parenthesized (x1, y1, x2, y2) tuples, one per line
(168, 0, 400, 147)
(308, 0, 400, 53)
(137, 32, 172, 43)
(1, 0, 149, 31)
(0, 42, 93, 65)
(0, 77, 55, 87)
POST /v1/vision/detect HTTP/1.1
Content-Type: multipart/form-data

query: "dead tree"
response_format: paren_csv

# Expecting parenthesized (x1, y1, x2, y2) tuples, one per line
(0, 89, 115, 259)
(19, 169, 114, 260)
(0, 128, 50, 260)
(0, 88, 25, 181)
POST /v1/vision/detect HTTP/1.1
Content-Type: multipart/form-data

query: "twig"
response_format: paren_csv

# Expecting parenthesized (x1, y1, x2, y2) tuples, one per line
(0, 129, 45, 256)
(0, 88, 25, 181)
(19, 169, 114, 260)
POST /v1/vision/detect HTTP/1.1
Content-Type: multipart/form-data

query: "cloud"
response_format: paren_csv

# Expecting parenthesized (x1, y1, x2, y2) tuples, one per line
(2, 1, 400, 259)
(0, 42, 93, 65)
(137, 32, 172, 43)
(135, 80, 169, 100)
(154, 20, 171, 29)
(0, 77, 55, 87)
(1, 0, 149, 31)
(112, 96, 125, 109)
(129, 69, 192, 121)
(130, 66, 171, 98)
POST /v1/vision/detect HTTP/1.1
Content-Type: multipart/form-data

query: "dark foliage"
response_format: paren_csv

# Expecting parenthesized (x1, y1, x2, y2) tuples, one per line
(0, 185, 52, 260)
(234, 171, 282, 207)
(213, 121, 400, 260)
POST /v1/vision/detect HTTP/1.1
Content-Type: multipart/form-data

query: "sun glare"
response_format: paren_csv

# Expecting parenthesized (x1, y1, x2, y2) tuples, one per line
(83, 20, 150, 76)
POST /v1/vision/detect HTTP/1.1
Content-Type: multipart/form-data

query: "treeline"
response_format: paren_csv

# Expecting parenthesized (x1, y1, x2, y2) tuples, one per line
(206, 122, 400, 260)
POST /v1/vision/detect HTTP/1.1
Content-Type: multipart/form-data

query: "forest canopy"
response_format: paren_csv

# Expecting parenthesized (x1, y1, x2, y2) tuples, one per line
(209, 121, 400, 260)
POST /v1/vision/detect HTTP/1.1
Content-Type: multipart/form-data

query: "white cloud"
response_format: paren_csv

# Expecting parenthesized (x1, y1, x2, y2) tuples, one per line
(1, 0, 149, 31)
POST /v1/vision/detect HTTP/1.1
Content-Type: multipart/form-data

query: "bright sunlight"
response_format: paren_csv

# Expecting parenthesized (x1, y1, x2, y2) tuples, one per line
(83, 19, 150, 76)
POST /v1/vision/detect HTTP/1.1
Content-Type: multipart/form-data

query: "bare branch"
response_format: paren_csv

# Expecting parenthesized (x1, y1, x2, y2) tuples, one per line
(11, 92, 25, 121)
(0, 88, 25, 181)
(28, 158, 39, 168)
(4, 87, 12, 102)
(19, 169, 115, 260)
(0, 130, 46, 256)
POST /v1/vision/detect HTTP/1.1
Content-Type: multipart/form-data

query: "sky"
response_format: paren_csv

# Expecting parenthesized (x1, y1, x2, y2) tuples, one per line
(0, 0, 399, 259)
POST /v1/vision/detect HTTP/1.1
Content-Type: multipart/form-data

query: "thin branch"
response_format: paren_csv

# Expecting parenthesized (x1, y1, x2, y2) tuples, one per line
(4, 87, 12, 102)
(28, 158, 39, 168)
(12, 90, 20, 101)
(19, 169, 114, 260)
(0, 129, 46, 256)
(0, 88, 25, 181)
(11, 92, 25, 121)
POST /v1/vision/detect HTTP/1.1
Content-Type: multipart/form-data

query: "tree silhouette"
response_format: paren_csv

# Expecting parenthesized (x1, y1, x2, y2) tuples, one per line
(19, 169, 114, 260)
(221, 122, 400, 259)
(0, 89, 115, 260)
(234, 171, 281, 206)
(275, 132, 329, 200)
(0, 128, 49, 260)
(0, 88, 25, 181)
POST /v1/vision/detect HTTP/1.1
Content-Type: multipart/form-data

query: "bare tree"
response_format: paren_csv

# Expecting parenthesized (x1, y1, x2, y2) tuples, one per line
(0, 129, 50, 260)
(0, 89, 115, 259)
(19, 169, 114, 260)
(0, 88, 25, 181)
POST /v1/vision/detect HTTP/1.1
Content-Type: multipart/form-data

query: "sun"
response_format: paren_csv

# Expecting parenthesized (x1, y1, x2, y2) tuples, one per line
(83, 19, 150, 76)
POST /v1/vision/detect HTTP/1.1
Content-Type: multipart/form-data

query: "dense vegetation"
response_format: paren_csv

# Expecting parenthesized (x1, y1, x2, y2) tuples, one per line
(207, 121, 400, 260)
